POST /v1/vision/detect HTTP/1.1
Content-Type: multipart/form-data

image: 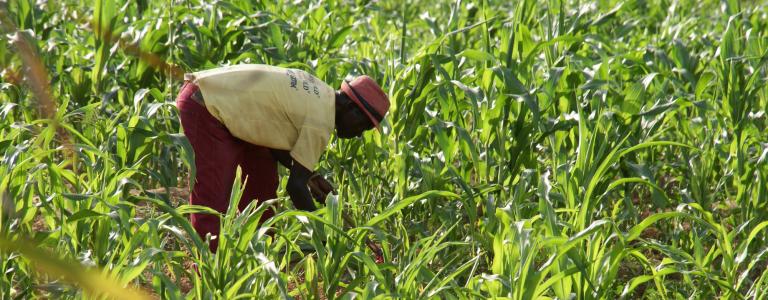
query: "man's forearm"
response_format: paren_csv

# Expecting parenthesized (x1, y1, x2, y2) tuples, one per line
(284, 152, 316, 211)
(287, 179, 316, 211)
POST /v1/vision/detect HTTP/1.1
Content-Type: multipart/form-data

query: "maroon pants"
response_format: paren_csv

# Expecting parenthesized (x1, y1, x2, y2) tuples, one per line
(176, 82, 278, 252)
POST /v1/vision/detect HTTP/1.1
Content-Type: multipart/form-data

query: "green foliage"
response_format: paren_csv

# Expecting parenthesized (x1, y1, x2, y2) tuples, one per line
(1, 0, 768, 298)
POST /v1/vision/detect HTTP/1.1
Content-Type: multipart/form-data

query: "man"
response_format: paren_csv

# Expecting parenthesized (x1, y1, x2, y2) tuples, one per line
(175, 64, 390, 252)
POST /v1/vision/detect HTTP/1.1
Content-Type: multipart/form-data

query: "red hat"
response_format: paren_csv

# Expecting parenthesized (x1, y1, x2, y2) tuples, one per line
(340, 75, 390, 128)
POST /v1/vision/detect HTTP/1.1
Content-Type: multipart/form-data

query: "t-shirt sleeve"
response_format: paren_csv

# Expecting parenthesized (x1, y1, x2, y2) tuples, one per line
(289, 125, 331, 170)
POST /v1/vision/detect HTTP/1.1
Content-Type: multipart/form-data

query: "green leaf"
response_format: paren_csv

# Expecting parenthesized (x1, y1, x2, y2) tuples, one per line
(460, 49, 495, 62)
(67, 209, 105, 222)
(365, 190, 459, 227)
(328, 25, 353, 50)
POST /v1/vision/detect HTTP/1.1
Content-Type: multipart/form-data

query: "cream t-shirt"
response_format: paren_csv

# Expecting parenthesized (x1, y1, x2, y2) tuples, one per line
(186, 64, 336, 170)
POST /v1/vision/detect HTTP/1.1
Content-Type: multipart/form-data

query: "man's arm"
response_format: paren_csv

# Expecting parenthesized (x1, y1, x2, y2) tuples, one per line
(287, 162, 316, 211)
(270, 149, 315, 210)
(270, 149, 294, 169)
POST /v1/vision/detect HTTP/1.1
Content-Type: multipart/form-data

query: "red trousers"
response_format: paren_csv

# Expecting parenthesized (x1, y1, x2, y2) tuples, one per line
(176, 82, 278, 252)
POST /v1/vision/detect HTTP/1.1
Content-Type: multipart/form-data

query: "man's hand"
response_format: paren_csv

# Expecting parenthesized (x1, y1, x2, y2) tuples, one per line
(308, 174, 336, 203)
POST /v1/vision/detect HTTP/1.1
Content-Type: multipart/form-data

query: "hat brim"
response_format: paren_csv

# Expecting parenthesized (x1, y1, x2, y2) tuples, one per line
(341, 81, 381, 130)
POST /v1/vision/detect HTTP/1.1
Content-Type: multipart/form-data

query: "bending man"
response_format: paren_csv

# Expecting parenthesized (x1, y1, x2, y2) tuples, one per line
(175, 64, 390, 251)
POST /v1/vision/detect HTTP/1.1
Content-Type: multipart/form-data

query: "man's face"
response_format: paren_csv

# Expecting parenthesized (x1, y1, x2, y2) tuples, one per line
(336, 102, 374, 139)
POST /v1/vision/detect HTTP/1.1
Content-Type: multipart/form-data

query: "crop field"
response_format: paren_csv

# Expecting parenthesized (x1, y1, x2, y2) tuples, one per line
(1, 0, 768, 298)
